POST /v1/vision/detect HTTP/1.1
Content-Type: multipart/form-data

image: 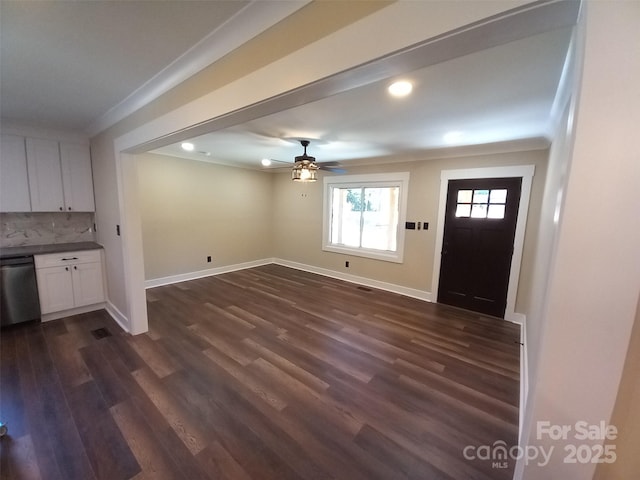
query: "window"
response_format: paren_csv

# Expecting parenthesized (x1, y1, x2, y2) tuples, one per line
(323, 173, 409, 263)
(455, 188, 507, 219)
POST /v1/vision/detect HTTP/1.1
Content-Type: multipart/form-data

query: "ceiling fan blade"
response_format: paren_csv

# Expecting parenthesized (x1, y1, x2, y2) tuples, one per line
(322, 165, 346, 174)
(268, 158, 292, 165)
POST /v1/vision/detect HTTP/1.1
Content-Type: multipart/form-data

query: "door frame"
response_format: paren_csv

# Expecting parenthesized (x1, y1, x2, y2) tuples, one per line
(431, 165, 535, 323)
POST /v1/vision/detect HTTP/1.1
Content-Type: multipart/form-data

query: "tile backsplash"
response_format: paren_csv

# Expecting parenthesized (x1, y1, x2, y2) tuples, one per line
(0, 212, 96, 247)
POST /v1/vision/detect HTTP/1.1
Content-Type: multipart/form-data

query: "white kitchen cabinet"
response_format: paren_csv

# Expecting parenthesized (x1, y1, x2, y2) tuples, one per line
(36, 265, 76, 313)
(35, 249, 105, 316)
(0, 134, 32, 212)
(26, 137, 65, 212)
(60, 142, 95, 212)
(70, 261, 104, 307)
(25, 138, 95, 212)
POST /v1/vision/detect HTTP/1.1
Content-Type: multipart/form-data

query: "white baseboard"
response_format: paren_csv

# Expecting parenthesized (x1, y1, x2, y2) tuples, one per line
(41, 302, 105, 322)
(506, 312, 526, 325)
(105, 301, 130, 333)
(519, 321, 528, 442)
(144, 258, 274, 289)
(273, 258, 433, 302)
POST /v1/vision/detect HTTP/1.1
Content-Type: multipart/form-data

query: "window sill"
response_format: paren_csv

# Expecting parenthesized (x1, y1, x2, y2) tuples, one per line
(322, 244, 403, 263)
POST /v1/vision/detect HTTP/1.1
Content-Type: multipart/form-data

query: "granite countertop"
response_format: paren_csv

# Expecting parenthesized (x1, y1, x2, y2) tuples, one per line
(0, 241, 103, 259)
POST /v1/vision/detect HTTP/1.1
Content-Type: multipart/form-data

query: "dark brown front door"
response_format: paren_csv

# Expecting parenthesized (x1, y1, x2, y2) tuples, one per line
(437, 177, 521, 318)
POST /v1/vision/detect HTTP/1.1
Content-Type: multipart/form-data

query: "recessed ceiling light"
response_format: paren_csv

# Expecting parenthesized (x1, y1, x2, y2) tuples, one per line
(443, 131, 463, 144)
(261, 158, 272, 166)
(388, 80, 413, 97)
(181, 142, 195, 151)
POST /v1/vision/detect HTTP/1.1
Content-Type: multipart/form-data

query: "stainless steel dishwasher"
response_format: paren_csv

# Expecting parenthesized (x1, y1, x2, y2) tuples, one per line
(0, 255, 41, 326)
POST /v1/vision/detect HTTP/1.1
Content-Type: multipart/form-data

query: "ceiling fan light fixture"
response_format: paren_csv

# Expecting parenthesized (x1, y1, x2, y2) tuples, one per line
(291, 140, 319, 182)
(291, 162, 319, 182)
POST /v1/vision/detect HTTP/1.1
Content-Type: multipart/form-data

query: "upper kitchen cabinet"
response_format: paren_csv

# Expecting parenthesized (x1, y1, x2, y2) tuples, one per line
(60, 143, 95, 212)
(26, 137, 65, 212)
(0, 134, 32, 212)
(25, 138, 95, 212)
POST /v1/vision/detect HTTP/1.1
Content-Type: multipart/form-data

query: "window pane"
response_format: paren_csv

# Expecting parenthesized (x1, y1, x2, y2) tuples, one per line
(490, 189, 507, 204)
(331, 188, 361, 247)
(361, 187, 399, 251)
(473, 189, 489, 204)
(455, 204, 471, 217)
(487, 204, 506, 219)
(457, 190, 472, 203)
(471, 204, 487, 218)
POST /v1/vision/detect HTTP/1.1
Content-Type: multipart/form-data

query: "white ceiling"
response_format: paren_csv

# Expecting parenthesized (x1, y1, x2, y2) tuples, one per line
(153, 26, 573, 170)
(1, 1, 574, 170)
(0, 0, 305, 133)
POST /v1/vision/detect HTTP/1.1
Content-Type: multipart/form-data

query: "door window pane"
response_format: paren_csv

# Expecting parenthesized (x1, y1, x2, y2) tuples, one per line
(455, 204, 471, 217)
(455, 187, 507, 220)
(487, 204, 506, 219)
(457, 190, 473, 203)
(471, 204, 488, 218)
(490, 189, 507, 204)
(473, 189, 489, 204)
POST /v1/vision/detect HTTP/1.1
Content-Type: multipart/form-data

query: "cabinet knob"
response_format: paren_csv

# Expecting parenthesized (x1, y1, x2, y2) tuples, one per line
(65, 267, 69, 271)
(68, 207, 72, 211)
(74, 266, 77, 270)
(59, 207, 63, 211)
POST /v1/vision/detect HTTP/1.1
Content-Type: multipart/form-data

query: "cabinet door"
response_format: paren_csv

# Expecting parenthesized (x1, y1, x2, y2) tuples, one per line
(0, 134, 31, 212)
(26, 138, 65, 212)
(60, 143, 95, 212)
(71, 262, 104, 307)
(36, 266, 74, 314)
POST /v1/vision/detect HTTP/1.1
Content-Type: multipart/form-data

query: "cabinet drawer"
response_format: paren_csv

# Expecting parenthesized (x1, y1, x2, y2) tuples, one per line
(35, 249, 101, 268)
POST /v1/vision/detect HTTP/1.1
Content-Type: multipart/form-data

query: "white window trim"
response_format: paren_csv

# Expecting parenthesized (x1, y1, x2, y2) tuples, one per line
(432, 165, 535, 323)
(322, 172, 410, 263)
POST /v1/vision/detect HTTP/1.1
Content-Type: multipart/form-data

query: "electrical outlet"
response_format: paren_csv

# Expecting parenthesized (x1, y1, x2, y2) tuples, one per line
(207, 256, 212, 263)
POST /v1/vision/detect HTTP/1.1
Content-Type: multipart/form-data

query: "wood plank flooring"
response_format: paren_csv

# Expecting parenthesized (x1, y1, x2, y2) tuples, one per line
(0, 264, 520, 479)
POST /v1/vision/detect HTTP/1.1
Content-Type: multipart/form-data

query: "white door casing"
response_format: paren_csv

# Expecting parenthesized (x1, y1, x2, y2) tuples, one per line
(432, 165, 535, 323)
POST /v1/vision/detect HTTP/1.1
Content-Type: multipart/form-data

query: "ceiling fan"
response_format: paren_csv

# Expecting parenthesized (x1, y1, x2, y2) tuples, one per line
(265, 139, 346, 180)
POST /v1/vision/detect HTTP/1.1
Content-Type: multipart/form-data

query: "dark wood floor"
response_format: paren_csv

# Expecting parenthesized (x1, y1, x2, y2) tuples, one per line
(1, 264, 520, 480)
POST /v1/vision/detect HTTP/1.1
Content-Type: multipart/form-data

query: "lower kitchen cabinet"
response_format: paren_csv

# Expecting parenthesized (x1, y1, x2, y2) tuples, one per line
(35, 249, 105, 317)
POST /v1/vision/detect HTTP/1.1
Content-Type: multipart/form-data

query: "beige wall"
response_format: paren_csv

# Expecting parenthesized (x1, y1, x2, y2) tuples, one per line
(137, 146, 546, 316)
(272, 149, 547, 311)
(137, 153, 273, 280)
(594, 295, 640, 479)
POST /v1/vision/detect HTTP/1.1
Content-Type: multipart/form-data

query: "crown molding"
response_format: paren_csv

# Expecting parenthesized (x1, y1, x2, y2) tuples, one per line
(86, 0, 310, 137)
